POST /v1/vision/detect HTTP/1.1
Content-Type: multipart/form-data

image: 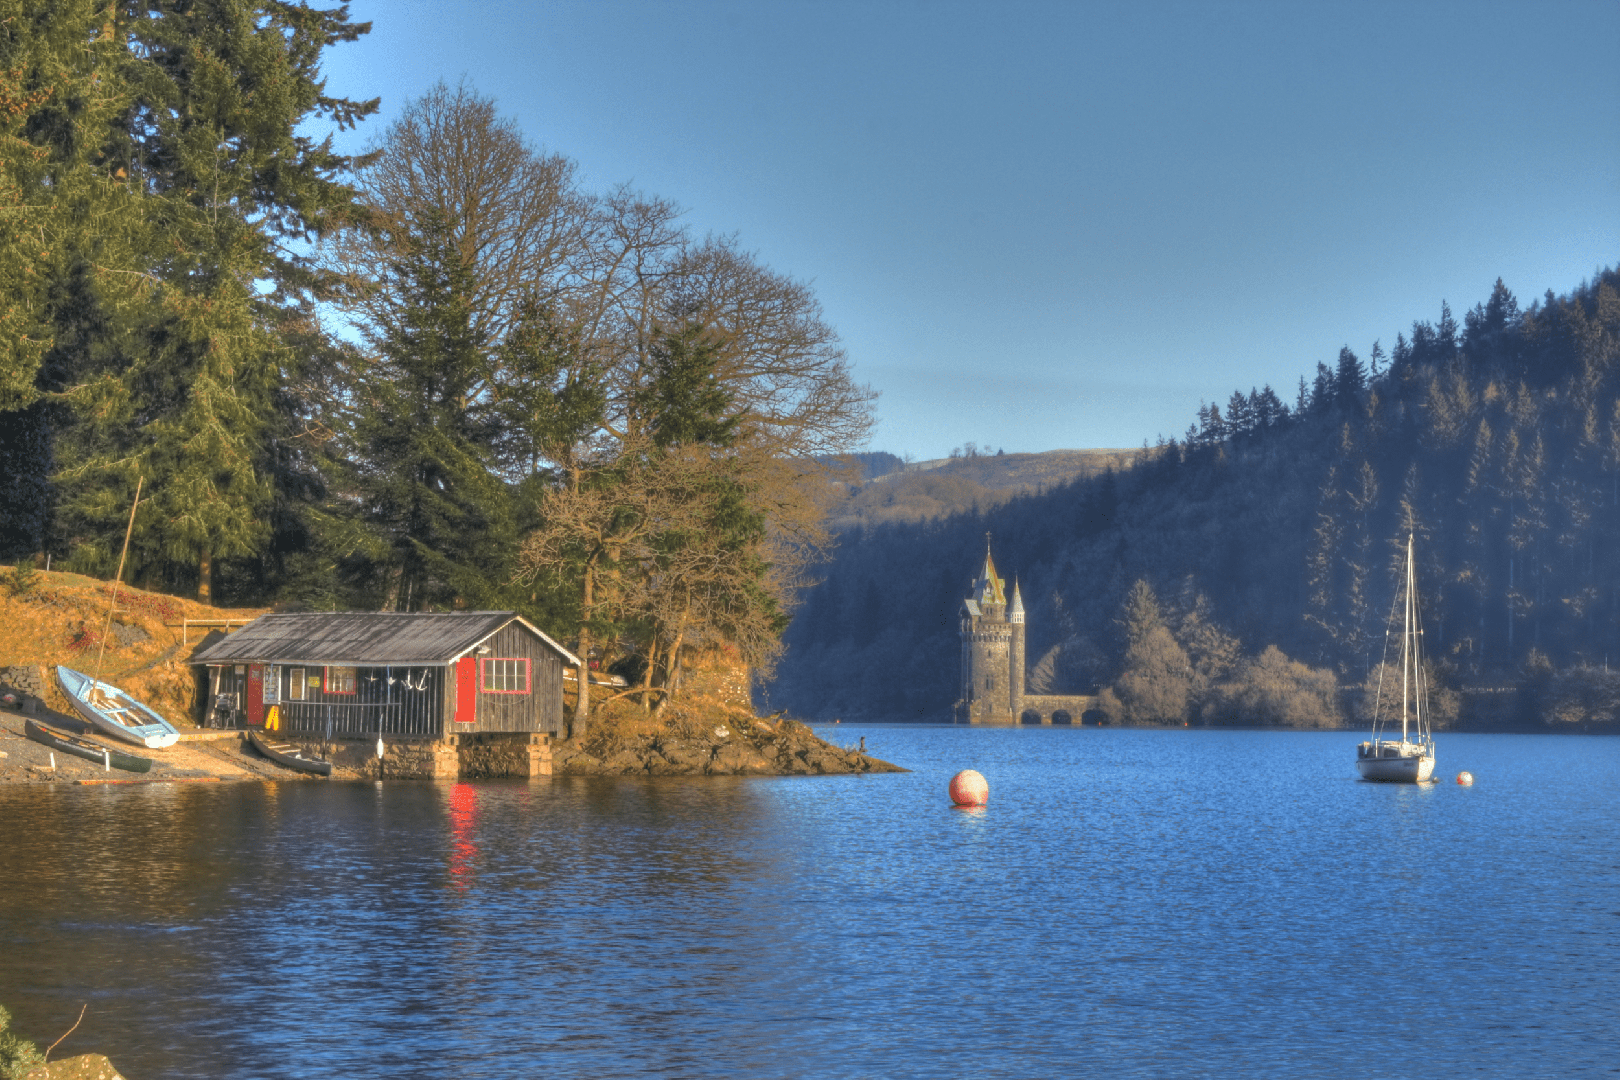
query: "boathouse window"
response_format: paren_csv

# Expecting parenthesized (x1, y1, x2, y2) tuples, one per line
(480, 657, 530, 694)
(287, 668, 306, 701)
(325, 666, 357, 695)
(264, 665, 281, 705)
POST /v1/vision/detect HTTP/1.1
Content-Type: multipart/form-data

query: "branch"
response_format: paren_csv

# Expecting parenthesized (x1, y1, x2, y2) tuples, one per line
(44, 1004, 87, 1063)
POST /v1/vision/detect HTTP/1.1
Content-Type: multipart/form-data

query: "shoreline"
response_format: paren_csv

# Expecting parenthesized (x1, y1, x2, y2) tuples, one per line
(0, 706, 906, 786)
(807, 718, 1615, 734)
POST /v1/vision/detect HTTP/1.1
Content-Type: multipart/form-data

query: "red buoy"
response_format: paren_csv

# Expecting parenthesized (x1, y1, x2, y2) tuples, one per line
(1456, 771, 1474, 786)
(949, 769, 989, 807)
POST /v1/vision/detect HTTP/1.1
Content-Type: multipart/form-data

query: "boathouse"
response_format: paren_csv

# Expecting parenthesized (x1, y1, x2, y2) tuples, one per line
(190, 611, 580, 779)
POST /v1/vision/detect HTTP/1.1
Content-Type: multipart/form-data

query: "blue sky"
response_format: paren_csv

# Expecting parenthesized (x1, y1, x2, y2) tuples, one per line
(320, 0, 1618, 460)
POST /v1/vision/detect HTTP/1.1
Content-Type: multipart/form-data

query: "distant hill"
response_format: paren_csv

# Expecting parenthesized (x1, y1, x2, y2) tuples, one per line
(768, 270, 1620, 728)
(828, 448, 1138, 529)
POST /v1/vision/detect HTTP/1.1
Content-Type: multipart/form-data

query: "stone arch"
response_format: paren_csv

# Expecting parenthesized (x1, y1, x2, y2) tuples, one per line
(1082, 708, 1108, 726)
(1020, 709, 1043, 725)
(1051, 710, 1073, 725)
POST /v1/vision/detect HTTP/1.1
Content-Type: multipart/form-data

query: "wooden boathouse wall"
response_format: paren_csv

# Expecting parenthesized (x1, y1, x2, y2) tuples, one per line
(192, 611, 580, 777)
(450, 621, 565, 736)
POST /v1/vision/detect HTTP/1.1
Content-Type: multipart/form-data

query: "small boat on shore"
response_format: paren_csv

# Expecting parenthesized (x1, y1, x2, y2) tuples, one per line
(55, 666, 180, 749)
(1357, 534, 1436, 782)
(24, 718, 154, 773)
(247, 729, 333, 777)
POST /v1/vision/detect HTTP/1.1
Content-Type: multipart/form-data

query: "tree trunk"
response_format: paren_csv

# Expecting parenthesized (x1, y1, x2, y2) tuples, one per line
(653, 626, 686, 720)
(571, 565, 593, 740)
(198, 548, 212, 603)
(639, 636, 661, 712)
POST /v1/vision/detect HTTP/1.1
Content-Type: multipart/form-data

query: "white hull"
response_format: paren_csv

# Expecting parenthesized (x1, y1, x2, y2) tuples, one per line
(1355, 742, 1434, 783)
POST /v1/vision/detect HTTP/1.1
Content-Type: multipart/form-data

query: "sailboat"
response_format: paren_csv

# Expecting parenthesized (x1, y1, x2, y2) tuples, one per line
(1356, 533, 1436, 782)
(53, 475, 178, 750)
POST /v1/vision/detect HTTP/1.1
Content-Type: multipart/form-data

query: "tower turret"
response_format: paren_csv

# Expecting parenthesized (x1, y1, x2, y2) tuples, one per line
(1009, 578, 1025, 714)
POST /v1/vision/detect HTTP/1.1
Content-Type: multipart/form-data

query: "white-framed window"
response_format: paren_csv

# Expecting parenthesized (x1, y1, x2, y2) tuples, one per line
(287, 667, 306, 701)
(480, 657, 530, 694)
(325, 666, 357, 695)
(264, 665, 280, 705)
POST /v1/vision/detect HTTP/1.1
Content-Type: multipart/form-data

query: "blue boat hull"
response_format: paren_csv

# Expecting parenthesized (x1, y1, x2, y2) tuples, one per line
(55, 666, 179, 749)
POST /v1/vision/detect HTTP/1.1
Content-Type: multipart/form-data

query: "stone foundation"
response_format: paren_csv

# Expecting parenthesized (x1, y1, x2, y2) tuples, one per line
(312, 737, 456, 780)
(455, 732, 551, 779)
(296, 733, 551, 780)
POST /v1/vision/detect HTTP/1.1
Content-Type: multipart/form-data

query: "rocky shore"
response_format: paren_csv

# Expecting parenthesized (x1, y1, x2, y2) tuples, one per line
(0, 700, 902, 784)
(549, 717, 903, 776)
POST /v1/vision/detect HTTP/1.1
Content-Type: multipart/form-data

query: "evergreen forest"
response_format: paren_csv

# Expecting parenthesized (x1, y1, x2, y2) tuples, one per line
(766, 271, 1620, 729)
(0, 2, 873, 734)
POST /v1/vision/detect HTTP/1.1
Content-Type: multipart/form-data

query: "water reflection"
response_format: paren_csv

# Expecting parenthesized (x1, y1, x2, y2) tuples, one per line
(0, 731, 1615, 1078)
(445, 782, 478, 893)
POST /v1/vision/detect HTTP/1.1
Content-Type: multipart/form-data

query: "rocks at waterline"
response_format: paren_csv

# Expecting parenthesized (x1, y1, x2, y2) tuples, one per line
(550, 719, 904, 776)
(22, 1054, 127, 1079)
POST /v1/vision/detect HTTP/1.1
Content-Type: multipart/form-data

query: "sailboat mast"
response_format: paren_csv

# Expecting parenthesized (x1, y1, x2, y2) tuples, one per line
(94, 476, 143, 684)
(1401, 533, 1412, 744)
(1412, 536, 1425, 744)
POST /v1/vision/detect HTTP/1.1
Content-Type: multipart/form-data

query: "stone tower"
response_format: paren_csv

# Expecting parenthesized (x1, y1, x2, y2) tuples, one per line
(955, 543, 1099, 725)
(957, 543, 1025, 723)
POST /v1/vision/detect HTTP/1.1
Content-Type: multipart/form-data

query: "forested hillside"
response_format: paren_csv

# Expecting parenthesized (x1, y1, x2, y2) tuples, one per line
(764, 271, 1620, 727)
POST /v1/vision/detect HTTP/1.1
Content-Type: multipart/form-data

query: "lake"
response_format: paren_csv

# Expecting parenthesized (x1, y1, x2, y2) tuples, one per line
(1, 727, 1616, 1078)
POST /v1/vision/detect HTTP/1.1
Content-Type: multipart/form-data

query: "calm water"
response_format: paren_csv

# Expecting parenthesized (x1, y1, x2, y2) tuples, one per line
(1, 727, 1616, 1078)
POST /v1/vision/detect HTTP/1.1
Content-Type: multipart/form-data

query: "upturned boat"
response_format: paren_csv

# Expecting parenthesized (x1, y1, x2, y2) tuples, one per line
(1356, 534, 1436, 782)
(55, 665, 180, 749)
(24, 718, 154, 773)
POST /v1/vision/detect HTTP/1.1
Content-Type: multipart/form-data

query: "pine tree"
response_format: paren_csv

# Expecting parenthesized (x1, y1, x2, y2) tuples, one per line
(1310, 360, 1334, 414)
(343, 209, 510, 611)
(0, 1, 129, 559)
(1108, 580, 1193, 723)
(49, 0, 375, 598)
(1335, 345, 1365, 401)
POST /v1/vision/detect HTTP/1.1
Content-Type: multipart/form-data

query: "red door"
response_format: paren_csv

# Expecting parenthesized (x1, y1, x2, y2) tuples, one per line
(454, 657, 477, 725)
(246, 665, 265, 727)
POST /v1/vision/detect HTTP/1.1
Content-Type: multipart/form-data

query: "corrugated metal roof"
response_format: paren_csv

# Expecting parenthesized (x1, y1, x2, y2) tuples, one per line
(191, 611, 581, 667)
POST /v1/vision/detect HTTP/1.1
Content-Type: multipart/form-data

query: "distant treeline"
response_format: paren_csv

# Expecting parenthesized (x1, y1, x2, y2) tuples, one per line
(765, 271, 1620, 727)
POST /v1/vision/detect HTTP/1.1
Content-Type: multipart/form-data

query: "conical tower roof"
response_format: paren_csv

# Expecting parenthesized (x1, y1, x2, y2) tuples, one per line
(1008, 577, 1024, 623)
(975, 545, 1006, 606)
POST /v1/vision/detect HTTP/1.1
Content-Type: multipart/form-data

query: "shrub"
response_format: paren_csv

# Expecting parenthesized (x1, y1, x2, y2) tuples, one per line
(0, 1005, 43, 1080)
(98, 584, 181, 622)
(65, 625, 109, 655)
(1542, 666, 1620, 725)
(2, 563, 38, 598)
(1210, 646, 1342, 728)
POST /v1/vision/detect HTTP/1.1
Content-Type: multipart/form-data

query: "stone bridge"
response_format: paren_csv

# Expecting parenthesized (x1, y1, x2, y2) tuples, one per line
(964, 693, 1101, 725)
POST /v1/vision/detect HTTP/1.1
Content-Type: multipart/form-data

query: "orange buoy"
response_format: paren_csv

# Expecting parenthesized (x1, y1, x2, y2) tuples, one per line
(1456, 771, 1474, 786)
(949, 769, 989, 807)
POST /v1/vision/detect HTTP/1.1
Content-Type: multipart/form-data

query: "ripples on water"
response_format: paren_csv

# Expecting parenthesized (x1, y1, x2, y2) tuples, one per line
(1, 728, 1616, 1078)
